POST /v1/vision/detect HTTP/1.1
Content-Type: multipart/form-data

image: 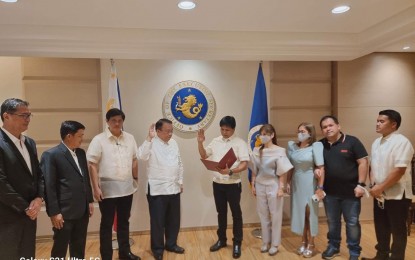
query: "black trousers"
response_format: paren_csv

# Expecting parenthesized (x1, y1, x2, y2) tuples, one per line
(147, 190, 181, 256)
(99, 194, 133, 260)
(213, 182, 243, 244)
(373, 196, 411, 260)
(0, 215, 36, 259)
(51, 213, 89, 258)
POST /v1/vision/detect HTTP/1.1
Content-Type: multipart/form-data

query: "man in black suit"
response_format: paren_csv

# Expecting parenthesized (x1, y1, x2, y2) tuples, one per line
(40, 120, 94, 258)
(0, 98, 44, 259)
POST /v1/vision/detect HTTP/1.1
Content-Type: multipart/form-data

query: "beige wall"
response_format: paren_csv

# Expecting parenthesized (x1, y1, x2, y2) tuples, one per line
(100, 60, 269, 231)
(21, 57, 102, 152)
(270, 61, 333, 219)
(0, 57, 103, 236)
(0, 57, 23, 98)
(270, 61, 333, 147)
(338, 53, 415, 149)
(0, 53, 414, 236)
(337, 52, 415, 220)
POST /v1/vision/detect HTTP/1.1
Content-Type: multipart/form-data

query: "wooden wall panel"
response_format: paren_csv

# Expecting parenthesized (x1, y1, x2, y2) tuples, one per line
(272, 82, 331, 107)
(337, 52, 415, 221)
(29, 112, 101, 142)
(22, 58, 100, 80)
(271, 108, 331, 136)
(24, 80, 100, 110)
(270, 61, 333, 144)
(337, 52, 415, 152)
(269, 61, 333, 220)
(338, 53, 415, 108)
(21, 57, 102, 236)
(272, 61, 331, 81)
(22, 57, 102, 146)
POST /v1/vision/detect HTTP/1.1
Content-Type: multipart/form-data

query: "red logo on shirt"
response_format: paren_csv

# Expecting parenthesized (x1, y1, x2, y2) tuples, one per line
(340, 149, 348, 153)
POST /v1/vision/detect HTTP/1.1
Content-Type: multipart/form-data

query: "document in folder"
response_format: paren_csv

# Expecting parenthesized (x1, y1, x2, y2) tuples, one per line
(200, 148, 237, 171)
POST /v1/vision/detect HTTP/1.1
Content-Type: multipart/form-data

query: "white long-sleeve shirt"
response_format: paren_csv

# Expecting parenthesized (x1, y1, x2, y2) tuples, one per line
(137, 136, 184, 196)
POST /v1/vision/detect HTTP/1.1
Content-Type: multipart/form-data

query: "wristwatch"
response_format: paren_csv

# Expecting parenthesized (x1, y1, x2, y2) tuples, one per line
(358, 182, 366, 187)
(229, 169, 234, 176)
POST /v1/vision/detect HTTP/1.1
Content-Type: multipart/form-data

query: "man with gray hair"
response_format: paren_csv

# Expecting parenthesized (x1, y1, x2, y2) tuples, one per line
(0, 98, 44, 258)
(137, 119, 185, 260)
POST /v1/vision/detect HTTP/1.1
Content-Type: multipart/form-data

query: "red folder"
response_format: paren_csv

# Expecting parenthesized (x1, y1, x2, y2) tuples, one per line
(200, 148, 237, 171)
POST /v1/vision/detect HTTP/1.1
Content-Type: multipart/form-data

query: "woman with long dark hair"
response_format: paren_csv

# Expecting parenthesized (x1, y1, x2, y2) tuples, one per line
(250, 124, 293, 256)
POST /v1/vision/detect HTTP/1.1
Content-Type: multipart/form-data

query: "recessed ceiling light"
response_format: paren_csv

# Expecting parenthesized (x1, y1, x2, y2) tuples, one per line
(1, 0, 18, 2)
(403, 46, 410, 50)
(178, 1, 196, 10)
(332, 5, 351, 14)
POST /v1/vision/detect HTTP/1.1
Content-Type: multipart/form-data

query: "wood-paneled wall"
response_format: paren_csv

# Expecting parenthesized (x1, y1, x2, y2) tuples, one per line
(337, 53, 415, 220)
(337, 53, 415, 152)
(22, 57, 102, 153)
(269, 61, 333, 219)
(1, 54, 413, 235)
(270, 61, 333, 148)
(21, 57, 103, 236)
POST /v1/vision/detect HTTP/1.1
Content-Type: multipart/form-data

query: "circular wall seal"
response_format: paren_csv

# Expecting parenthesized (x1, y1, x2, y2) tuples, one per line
(248, 124, 264, 153)
(162, 80, 216, 132)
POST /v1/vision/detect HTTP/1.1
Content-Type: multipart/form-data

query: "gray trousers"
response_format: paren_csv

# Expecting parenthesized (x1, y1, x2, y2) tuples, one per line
(255, 182, 284, 247)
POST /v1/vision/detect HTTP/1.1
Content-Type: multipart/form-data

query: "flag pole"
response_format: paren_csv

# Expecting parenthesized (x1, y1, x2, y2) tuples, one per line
(248, 61, 269, 239)
(107, 59, 135, 249)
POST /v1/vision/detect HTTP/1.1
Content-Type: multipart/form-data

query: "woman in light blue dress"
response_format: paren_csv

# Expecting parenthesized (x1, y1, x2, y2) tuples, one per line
(287, 122, 325, 258)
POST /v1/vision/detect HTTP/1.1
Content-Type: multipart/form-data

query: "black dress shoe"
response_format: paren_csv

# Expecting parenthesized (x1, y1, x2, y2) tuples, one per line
(119, 251, 141, 260)
(233, 244, 241, 259)
(210, 240, 227, 252)
(153, 254, 163, 260)
(166, 245, 185, 254)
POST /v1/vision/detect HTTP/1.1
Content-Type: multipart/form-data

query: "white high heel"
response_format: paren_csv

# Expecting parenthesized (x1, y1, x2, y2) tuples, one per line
(297, 242, 307, 255)
(302, 244, 315, 258)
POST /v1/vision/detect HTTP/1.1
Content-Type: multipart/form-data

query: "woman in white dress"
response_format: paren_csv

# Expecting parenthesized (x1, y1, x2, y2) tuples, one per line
(287, 122, 325, 258)
(250, 124, 293, 256)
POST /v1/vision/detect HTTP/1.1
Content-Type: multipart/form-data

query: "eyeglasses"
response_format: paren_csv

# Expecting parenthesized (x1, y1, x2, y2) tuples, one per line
(159, 129, 173, 134)
(10, 113, 33, 120)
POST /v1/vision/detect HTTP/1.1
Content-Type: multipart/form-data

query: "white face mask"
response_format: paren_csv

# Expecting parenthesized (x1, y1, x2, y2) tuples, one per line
(259, 135, 272, 144)
(297, 132, 310, 142)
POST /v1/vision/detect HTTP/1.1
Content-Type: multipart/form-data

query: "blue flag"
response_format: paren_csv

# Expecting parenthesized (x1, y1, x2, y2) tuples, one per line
(248, 63, 269, 184)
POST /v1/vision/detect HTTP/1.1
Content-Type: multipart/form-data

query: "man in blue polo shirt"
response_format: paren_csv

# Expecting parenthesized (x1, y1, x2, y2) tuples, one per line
(319, 115, 368, 260)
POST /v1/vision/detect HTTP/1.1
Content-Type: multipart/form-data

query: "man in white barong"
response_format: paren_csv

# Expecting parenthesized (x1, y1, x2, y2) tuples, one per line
(137, 118, 184, 260)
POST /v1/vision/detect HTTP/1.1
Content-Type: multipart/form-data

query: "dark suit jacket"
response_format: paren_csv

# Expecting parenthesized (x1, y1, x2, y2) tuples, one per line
(0, 129, 44, 223)
(40, 143, 93, 220)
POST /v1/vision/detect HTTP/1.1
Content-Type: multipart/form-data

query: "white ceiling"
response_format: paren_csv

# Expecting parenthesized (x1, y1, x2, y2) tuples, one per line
(0, 0, 414, 61)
